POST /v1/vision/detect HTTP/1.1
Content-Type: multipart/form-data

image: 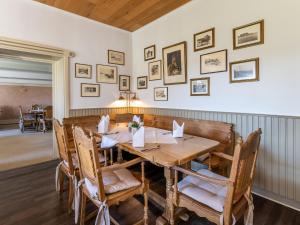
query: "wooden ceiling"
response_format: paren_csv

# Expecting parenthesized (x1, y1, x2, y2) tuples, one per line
(35, 0, 191, 32)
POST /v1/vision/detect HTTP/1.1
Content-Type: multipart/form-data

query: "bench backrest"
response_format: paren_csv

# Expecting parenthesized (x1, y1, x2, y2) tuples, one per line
(144, 114, 234, 155)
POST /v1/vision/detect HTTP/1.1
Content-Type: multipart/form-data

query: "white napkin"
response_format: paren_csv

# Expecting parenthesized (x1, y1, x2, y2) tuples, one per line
(132, 115, 141, 123)
(101, 135, 118, 148)
(132, 126, 145, 148)
(172, 120, 184, 138)
(98, 115, 110, 134)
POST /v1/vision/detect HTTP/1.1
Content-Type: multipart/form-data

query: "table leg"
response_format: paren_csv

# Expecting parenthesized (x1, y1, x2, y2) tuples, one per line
(156, 167, 174, 225)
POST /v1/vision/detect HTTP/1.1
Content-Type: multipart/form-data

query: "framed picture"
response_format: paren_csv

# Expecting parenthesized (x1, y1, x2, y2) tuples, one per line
(162, 41, 187, 85)
(194, 28, 215, 51)
(108, 50, 125, 65)
(119, 75, 130, 91)
(96, 64, 117, 84)
(190, 78, 210, 96)
(144, 45, 156, 61)
(200, 49, 227, 74)
(81, 83, 100, 97)
(154, 87, 168, 101)
(148, 60, 162, 81)
(75, 63, 92, 78)
(233, 20, 264, 50)
(137, 76, 148, 89)
(229, 58, 259, 83)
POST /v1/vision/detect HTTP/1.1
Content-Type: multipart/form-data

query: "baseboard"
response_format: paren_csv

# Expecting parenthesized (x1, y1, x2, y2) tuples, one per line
(253, 187, 300, 211)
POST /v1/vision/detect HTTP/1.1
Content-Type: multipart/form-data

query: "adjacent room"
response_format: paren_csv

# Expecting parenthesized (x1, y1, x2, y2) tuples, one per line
(0, 57, 53, 171)
(0, 0, 299, 225)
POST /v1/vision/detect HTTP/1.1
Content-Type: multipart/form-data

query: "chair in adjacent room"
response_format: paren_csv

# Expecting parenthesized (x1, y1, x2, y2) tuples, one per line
(73, 125, 149, 225)
(170, 128, 262, 225)
(18, 106, 36, 132)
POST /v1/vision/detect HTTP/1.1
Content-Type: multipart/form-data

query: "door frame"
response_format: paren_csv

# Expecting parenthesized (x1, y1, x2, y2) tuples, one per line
(0, 36, 74, 158)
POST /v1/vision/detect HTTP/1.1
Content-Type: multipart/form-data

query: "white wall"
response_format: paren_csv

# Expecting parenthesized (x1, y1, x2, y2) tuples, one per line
(0, 0, 132, 109)
(0, 69, 52, 86)
(132, 0, 300, 116)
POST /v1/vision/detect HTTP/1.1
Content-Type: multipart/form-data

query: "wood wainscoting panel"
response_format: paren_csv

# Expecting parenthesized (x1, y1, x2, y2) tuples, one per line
(69, 107, 300, 209)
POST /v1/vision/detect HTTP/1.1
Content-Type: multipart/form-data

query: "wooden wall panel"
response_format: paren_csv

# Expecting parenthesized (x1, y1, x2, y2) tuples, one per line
(69, 107, 300, 209)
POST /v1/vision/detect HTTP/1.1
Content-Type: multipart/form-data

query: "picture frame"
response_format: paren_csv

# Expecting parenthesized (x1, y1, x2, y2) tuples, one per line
(119, 75, 130, 91)
(148, 60, 162, 81)
(154, 87, 168, 101)
(162, 41, 187, 85)
(75, 63, 92, 78)
(81, 83, 100, 97)
(200, 49, 227, 74)
(233, 20, 264, 50)
(190, 77, 210, 96)
(194, 28, 215, 51)
(96, 64, 118, 84)
(144, 45, 156, 61)
(108, 50, 125, 65)
(229, 58, 259, 83)
(137, 76, 148, 89)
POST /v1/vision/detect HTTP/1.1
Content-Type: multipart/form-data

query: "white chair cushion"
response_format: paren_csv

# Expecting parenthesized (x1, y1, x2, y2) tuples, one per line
(85, 168, 141, 196)
(177, 169, 228, 212)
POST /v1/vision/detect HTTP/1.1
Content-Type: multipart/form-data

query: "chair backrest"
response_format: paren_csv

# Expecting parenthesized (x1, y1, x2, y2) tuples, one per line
(73, 125, 105, 201)
(63, 116, 101, 147)
(18, 106, 23, 120)
(228, 128, 262, 204)
(44, 106, 53, 119)
(53, 119, 74, 173)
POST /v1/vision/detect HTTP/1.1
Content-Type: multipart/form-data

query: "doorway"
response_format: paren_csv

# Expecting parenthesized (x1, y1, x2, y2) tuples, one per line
(0, 37, 72, 171)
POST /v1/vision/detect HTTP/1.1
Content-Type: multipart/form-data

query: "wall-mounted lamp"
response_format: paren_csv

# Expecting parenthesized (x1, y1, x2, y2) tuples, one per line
(118, 91, 140, 112)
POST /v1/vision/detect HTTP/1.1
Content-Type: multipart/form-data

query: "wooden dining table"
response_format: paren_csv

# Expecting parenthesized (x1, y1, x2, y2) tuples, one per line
(90, 123, 220, 225)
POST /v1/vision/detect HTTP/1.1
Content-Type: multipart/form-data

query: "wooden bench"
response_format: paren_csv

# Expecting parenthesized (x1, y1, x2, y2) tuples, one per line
(144, 114, 234, 175)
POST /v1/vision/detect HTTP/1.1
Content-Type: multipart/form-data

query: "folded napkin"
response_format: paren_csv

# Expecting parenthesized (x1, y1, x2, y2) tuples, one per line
(101, 135, 118, 148)
(98, 115, 110, 134)
(132, 115, 141, 123)
(132, 126, 145, 148)
(172, 120, 184, 138)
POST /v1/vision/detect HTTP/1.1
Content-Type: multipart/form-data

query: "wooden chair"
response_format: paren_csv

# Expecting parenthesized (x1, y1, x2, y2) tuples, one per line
(53, 119, 77, 214)
(40, 105, 53, 132)
(170, 128, 262, 225)
(73, 125, 149, 225)
(18, 106, 36, 132)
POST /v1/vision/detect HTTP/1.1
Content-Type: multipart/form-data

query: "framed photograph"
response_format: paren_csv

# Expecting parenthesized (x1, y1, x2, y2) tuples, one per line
(144, 45, 156, 61)
(137, 76, 148, 89)
(96, 64, 117, 84)
(154, 87, 168, 101)
(81, 83, 100, 97)
(119, 75, 130, 91)
(162, 41, 187, 85)
(108, 50, 125, 65)
(233, 20, 264, 50)
(194, 28, 215, 51)
(200, 49, 227, 74)
(229, 58, 259, 83)
(75, 63, 92, 78)
(190, 78, 210, 96)
(148, 60, 162, 81)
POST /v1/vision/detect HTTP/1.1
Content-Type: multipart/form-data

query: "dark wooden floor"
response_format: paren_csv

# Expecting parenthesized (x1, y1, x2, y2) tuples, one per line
(0, 160, 299, 225)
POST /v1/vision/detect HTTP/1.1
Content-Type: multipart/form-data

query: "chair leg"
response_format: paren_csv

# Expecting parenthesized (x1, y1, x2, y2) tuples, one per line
(144, 192, 149, 225)
(59, 171, 65, 195)
(67, 177, 73, 214)
(169, 198, 175, 225)
(80, 193, 87, 225)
